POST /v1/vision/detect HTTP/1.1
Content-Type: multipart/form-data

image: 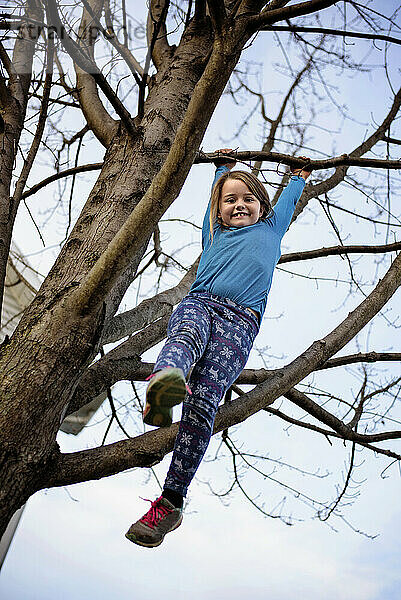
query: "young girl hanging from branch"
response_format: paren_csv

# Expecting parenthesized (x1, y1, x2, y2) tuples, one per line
(125, 149, 311, 547)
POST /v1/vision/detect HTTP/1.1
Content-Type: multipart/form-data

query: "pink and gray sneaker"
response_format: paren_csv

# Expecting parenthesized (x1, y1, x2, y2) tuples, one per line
(143, 367, 190, 427)
(125, 496, 183, 547)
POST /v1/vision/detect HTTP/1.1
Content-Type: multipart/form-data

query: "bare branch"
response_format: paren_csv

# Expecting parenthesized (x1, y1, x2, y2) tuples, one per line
(239, 352, 401, 383)
(383, 136, 401, 146)
(280, 242, 401, 264)
(12, 34, 54, 205)
(30, 91, 79, 108)
(45, 0, 133, 141)
(318, 352, 401, 370)
(264, 406, 401, 461)
(196, 150, 401, 170)
(248, 0, 339, 31)
(21, 162, 103, 200)
(83, 0, 143, 83)
(261, 25, 401, 46)
(252, 50, 316, 174)
(284, 388, 401, 444)
(71, 0, 120, 145)
(293, 85, 401, 218)
(145, 0, 173, 72)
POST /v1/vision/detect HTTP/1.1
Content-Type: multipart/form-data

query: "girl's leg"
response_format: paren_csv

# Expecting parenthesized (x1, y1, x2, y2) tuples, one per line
(143, 295, 213, 426)
(153, 294, 212, 376)
(163, 299, 259, 498)
(125, 298, 258, 547)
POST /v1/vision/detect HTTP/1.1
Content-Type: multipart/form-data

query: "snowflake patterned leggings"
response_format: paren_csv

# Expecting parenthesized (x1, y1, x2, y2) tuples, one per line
(152, 291, 260, 498)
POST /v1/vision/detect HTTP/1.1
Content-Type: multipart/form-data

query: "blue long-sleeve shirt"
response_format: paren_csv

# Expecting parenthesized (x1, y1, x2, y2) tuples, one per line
(190, 166, 306, 318)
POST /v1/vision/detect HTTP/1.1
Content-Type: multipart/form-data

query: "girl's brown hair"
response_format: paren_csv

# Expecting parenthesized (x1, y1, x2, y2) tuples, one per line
(209, 170, 272, 239)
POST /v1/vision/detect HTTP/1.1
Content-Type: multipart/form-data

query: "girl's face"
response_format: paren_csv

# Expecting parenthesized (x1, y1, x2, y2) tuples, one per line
(219, 178, 263, 228)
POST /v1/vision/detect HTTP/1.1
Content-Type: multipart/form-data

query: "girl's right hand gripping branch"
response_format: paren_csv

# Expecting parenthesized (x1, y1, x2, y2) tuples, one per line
(291, 155, 312, 180)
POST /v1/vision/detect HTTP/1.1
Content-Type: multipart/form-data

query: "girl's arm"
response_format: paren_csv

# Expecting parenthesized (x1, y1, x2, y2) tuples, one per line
(272, 156, 311, 234)
(202, 150, 236, 245)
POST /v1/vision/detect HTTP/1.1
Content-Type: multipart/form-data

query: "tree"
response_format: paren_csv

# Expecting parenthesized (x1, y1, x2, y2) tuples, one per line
(0, 0, 400, 538)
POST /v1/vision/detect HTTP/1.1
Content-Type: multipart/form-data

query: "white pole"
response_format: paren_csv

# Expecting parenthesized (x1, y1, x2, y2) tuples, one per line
(0, 506, 25, 570)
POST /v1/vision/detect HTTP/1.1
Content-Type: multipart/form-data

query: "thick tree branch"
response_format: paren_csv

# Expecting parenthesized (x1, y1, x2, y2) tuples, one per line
(45, 252, 401, 487)
(73, 0, 120, 145)
(66, 316, 171, 416)
(248, 0, 338, 31)
(81, 0, 143, 84)
(0, 41, 23, 107)
(146, 0, 172, 72)
(45, 0, 133, 141)
(206, 0, 226, 33)
(102, 257, 200, 344)
(0, 1, 43, 318)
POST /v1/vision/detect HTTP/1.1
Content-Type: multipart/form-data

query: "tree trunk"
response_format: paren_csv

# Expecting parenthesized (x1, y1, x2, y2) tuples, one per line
(0, 17, 248, 535)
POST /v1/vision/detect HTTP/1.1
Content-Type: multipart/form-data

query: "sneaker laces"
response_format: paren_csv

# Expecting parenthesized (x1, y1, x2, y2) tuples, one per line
(139, 496, 172, 529)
